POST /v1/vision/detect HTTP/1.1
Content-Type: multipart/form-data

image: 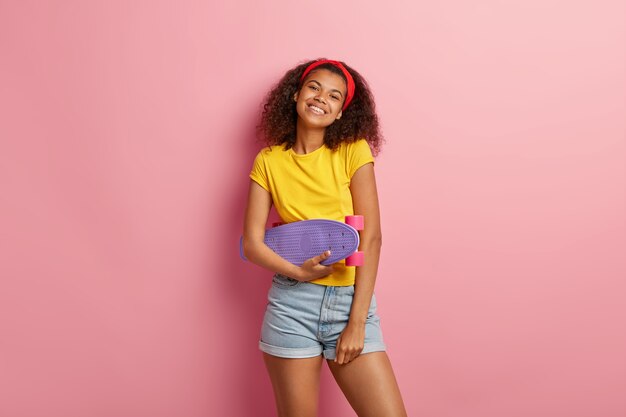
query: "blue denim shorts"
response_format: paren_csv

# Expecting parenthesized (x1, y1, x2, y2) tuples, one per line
(259, 273, 387, 359)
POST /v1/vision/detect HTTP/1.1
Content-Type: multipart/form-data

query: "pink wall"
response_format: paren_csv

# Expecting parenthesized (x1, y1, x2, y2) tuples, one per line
(1, 1, 624, 416)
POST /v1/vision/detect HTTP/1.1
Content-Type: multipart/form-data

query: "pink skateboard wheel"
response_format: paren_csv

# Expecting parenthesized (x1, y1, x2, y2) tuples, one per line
(345, 251, 364, 266)
(345, 215, 364, 231)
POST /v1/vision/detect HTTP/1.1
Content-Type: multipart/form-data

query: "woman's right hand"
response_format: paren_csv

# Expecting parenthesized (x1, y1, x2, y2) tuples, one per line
(296, 250, 334, 281)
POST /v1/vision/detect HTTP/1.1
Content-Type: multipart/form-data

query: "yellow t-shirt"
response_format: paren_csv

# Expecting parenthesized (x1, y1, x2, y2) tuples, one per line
(249, 139, 375, 286)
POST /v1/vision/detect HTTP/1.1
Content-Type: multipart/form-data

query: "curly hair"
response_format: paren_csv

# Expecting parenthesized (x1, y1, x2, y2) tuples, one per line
(255, 58, 384, 156)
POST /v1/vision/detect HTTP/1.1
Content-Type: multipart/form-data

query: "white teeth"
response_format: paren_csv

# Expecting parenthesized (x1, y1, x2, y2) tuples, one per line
(309, 105, 324, 114)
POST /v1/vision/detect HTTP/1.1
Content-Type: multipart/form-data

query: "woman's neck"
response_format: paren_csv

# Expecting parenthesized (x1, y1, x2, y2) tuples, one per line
(293, 123, 325, 155)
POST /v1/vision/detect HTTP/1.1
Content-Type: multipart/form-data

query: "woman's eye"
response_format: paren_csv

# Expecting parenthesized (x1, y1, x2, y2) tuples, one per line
(331, 96, 339, 100)
(309, 86, 318, 90)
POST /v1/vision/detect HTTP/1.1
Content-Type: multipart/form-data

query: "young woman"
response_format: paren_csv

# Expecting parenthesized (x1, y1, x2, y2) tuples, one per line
(242, 58, 407, 417)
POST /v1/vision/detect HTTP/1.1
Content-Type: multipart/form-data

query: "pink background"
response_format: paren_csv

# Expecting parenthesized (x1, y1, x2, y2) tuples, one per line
(1, 1, 624, 416)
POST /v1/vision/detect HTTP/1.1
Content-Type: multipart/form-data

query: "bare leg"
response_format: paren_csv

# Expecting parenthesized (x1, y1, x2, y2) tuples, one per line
(327, 351, 407, 417)
(262, 352, 324, 417)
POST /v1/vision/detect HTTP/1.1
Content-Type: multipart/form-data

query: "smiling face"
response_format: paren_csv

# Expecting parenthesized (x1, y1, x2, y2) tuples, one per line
(293, 68, 347, 128)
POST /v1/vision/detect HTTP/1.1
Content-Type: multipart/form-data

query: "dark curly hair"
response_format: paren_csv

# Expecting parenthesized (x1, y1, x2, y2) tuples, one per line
(255, 58, 384, 156)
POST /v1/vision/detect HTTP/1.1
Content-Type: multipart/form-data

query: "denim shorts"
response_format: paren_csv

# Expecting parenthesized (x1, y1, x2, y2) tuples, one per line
(259, 273, 387, 359)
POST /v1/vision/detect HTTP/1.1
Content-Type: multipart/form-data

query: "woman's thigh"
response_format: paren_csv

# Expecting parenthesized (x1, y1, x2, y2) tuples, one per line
(263, 353, 324, 417)
(327, 351, 407, 417)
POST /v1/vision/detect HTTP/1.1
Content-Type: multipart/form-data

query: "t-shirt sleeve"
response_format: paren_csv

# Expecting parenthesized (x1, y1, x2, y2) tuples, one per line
(249, 151, 270, 192)
(347, 139, 375, 179)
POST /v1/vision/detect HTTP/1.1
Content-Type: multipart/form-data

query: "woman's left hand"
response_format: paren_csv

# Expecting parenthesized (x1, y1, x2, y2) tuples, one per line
(334, 322, 365, 365)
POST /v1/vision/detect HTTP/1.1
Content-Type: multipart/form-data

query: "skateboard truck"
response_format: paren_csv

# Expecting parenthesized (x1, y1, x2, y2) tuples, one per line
(343, 215, 364, 266)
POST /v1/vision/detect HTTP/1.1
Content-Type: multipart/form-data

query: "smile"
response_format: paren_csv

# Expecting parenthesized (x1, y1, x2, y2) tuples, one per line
(307, 104, 326, 115)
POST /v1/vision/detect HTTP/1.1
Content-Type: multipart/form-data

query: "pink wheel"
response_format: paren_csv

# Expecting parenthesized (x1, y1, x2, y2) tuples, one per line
(345, 251, 364, 266)
(345, 215, 364, 231)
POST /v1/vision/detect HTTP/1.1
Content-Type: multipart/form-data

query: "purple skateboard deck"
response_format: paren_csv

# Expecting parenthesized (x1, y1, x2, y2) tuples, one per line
(240, 219, 360, 266)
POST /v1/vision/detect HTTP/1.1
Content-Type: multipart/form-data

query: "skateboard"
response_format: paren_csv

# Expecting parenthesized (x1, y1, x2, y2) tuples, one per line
(240, 215, 364, 266)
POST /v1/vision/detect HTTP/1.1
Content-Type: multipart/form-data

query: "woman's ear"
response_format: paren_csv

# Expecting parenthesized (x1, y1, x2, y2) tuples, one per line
(293, 92, 298, 102)
(336, 110, 342, 120)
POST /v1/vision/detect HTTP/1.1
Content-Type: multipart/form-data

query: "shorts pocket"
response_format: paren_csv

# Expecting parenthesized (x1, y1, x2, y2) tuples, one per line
(272, 273, 301, 288)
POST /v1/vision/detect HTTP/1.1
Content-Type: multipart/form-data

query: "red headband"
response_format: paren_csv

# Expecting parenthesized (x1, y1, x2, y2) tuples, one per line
(300, 59, 355, 111)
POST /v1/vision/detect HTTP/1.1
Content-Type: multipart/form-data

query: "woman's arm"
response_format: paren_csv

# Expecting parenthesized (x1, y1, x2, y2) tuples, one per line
(333, 162, 382, 364)
(348, 162, 382, 325)
(242, 180, 334, 281)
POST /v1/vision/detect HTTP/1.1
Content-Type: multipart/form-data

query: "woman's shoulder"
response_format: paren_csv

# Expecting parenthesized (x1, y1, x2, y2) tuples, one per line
(256, 144, 289, 158)
(336, 138, 368, 147)
(337, 138, 372, 154)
